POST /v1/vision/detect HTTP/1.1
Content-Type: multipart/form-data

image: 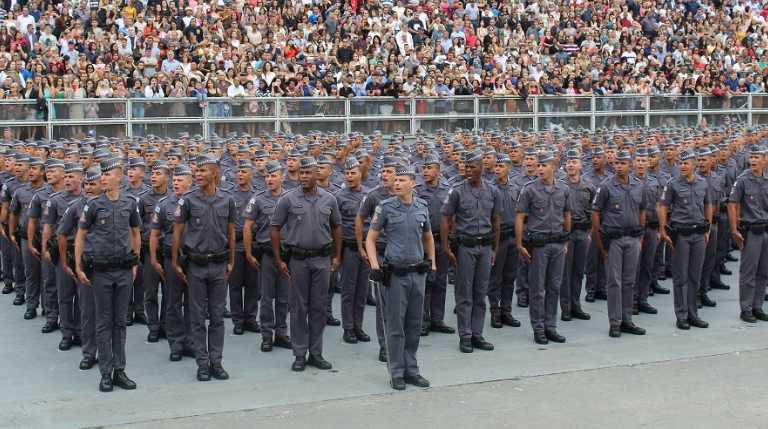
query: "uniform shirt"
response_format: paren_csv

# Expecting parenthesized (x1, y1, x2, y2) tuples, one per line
(370, 196, 430, 266)
(635, 174, 660, 223)
(701, 170, 726, 211)
(122, 181, 150, 198)
(592, 175, 646, 230)
(58, 197, 93, 254)
(230, 185, 255, 251)
(138, 188, 168, 242)
(283, 174, 300, 191)
(728, 170, 768, 224)
(78, 193, 142, 258)
(335, 185, 366, 241)
(271, 187, 341, 249)
(493, 179, 521, 229)
(149, 194, 179, 250)
(42, 190, 82, 230)
(1, 177, 25, 206)
(564, 176, 595, 225)
(28, 184, 54, 233)
(175, 187, 236, 254)
(10, 183, 44, 236)
(583, 169, 612, 189)
(244, 189, 285, 244)
(441, 179, 501, 236)
(659, 175, 710, 225)
(358, 185, 392, 243)
(416, 180, 451, 234)
(517, 179, 570, 235)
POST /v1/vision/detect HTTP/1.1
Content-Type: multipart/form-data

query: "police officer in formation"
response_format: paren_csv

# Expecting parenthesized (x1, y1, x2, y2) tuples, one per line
(172, 153, 236, 382)
(367, 164, 435, 390)
(4, 126, 768, 394)
(75, 158, 141, 392)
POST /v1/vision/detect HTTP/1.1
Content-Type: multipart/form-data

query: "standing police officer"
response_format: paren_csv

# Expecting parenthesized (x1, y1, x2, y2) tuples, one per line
(516, 151, 571, 344)
(728, 144, 768, 323)
(632, 147, 661, 315)
(367, 165, 435, 391)
(592, 150, 647, 338)
(271, 157, 342, 372)
(139, 161, 169, 342)
(658, 148, 713, 329)
(441, 149, 500, 353)
(244, 160, 292, 352)
(172, 154, 236, 382)
(75, 158, 141, 392)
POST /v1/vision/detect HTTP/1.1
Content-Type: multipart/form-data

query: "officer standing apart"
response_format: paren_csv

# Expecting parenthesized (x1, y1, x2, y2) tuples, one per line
(592, 150, 647, 338)
(172, 154, 236, 382)
(515, 151, 571, 345)
(728, 144, 768, 323)
(658, 148, 713, 330)
(441, 149, 500, 353)
(74, 158, 141, 392)
(367, 165, 435, 391)
(271, 157, 342, 372)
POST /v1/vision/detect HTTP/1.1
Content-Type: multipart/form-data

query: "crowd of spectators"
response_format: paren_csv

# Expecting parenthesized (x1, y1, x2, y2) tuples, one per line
(0, 0, 765, 120)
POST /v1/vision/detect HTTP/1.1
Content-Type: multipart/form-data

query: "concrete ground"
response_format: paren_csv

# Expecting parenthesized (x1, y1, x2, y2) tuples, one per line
(0, 257, 766, 429)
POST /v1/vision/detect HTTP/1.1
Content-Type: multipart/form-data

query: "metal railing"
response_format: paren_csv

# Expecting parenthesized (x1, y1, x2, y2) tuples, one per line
(0, 94, 764, 140)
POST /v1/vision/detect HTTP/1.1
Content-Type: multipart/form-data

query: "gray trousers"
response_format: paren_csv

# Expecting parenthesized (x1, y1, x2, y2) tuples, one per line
(92, 269, 132, 377)
(454, 244, 492, 338)
(489, 236, 517, 312)
(57, 263, 80, 338)
(385, 271, 426, 379)
(739, 231, 768, 313)
(327, 270, 338, 316)
(516, 253, 529, 299)
(1, 232, 11, 285)
(78, 280, 96, 359)
(340, 247, 369, 331)
(130, 262, 145, 317)
(289, 256, 330, 357)
(228, 250, 260, 327)
(561, 229, 589, 315)
(671, 232, 706, 321)
(259, 252, 289, 340)
(21, 239, 41, 311)
(585, 239, 606, 294)
(635, 227, 659, 304)
(142, 255, 164, 334)
(425, 243, 449, 322)
(41, 258, 57, 323)
(11, 241, 25, 295)
(163, 256, 191, 354)
(187, 261, 227, 367)
(528, 242, 566, 332)
(701, 224, 719, 293)
(606, 236, 641, 326)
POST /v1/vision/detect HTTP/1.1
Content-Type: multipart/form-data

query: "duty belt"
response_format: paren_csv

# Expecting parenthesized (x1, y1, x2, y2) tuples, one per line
(646, 220, 660, 229)
(601, 226, 644, 240)
(500, 227, 515, 241)
(84, 254, 139, 272)
(252, 242, 276, 258)
(289, 244, 333, 260)
(456, 234, 493, 247)
(739, 222, 768, 234)
(668, 223, 710, 236)
(342, 239, 358, 250)
(184, 248, 228, 266)
(383, 259, 431, 276)
(572, 221, 591, 231)
(523, 231, 570, 248)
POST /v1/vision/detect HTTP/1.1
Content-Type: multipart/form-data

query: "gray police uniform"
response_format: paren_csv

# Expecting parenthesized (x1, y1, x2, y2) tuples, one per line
(442, 179, 500, 339)
(123, 182, 150, 320)
(488, 177, 520, 317)
(175, 187, 236, 368)
(150, 194, 192, 355)
(370, 196, 430, 379)
(660, 175, 711, 322)
(79, 193, 142, 377)
(511, 173, 537, 303)
(517, 179, 570, 333)
(584, 169, 612, 298)
(634, 173, 661, 307)
(138, 188, 168, 336)
(729, 170, 768, 314)
(3, 177, 28, 297)
(593, 175, 646, 327)
(416, 179, 451, 325)
(562, 176, 594, 316)
(336, 184, 369, 333)
(10, 182, 44, 312)
(58, 196, 94, 360)
(701, 169, 725, 294)
(229, 185, 260, 330)
(245, 190, 289, 342)
(30, 185, 58, 321)
(271, 187, 341, 358)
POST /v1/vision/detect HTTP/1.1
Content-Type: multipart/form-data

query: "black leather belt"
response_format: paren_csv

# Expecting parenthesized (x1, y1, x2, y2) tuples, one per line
(384, 259, 431, 276)
(500, 227, 515, 241)
(456, 234, 492, 247)
(289, 244, 332, 260)
(185, 250, 228, 265)
(646, 220, 659, 229)
(669, 223, 710, 236)
(740, 223, 768, 234)
(572, 222, 591, 231)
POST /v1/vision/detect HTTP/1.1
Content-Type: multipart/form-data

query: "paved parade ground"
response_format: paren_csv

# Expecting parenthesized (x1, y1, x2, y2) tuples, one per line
(1, 257, 767, 429)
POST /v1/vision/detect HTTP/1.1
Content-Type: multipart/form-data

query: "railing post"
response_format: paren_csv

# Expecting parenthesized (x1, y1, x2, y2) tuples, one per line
(345, 98, 351, 135)
(410, 97, 416, 135)
(201, 98, 209, 140)
(274, 98, 281, 133)
(474, 96, 479, 132)
(697, 95, 703, 126)
(645, 96, 651, 128)
(590, 96, 596, 132)
(533, 96, 539, 132)
(126, 99, 133, 138)
(748, 93, 753, 126)
(46, 99, 54, 140)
